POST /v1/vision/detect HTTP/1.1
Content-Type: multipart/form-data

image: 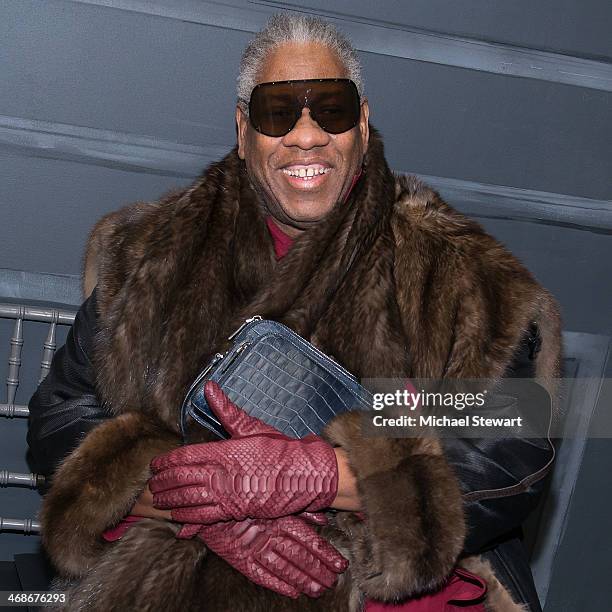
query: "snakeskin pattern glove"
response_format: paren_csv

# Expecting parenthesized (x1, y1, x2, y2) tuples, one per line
(150, 382, 339, 523)
(178, 513, 348, 599)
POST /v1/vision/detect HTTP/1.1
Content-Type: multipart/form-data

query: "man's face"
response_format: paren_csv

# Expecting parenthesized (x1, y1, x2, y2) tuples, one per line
(237, 42, 369, 235)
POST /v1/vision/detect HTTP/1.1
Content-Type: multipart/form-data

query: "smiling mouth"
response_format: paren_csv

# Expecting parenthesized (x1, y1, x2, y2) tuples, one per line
(281, 164, 332, 181)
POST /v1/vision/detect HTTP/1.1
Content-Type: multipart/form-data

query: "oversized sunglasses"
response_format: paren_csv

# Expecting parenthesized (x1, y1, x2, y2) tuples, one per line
(247, 78, 361, 137)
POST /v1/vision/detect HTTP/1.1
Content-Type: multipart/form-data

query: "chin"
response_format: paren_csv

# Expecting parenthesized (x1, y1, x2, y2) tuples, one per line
(286, 202, 338, 221)
(287, 212, 333, 225)
(290, 206, 329, 218)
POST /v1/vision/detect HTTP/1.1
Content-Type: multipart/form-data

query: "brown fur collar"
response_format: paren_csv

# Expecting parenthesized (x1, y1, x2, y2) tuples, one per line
(87, 128, 560, 434)
(43, 126, 561, 611)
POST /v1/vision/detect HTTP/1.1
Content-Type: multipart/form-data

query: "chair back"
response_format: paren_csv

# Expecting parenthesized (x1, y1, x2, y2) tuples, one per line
(0, 303, 76, 540)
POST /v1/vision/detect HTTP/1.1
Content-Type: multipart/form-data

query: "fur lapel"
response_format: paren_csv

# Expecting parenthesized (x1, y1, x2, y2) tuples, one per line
(92, 152, 275, 425)
(390, 174, 561, 388)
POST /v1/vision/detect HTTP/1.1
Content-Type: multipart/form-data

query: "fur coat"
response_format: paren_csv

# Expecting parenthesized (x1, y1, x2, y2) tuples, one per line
(40, 128, 561, 611)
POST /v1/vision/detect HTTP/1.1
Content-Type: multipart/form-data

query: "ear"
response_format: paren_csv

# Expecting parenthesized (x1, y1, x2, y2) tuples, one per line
(236, 105, 249, 160)
(359, 99, 370, 153)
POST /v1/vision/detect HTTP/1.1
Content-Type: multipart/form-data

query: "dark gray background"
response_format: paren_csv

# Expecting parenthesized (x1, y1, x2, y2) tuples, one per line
(1, 1, 610, 609)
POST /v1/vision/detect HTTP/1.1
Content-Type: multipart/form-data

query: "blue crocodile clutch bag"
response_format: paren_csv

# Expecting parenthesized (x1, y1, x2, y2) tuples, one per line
(180, 317, 373, 440)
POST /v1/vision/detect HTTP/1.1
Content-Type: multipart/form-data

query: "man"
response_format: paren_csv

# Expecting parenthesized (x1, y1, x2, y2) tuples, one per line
(29, 14, 561, 612)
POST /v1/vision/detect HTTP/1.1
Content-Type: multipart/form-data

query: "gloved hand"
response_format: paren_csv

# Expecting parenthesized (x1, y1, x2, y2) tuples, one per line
(150, 381, 339, 523)
(178, 512, 348, 599)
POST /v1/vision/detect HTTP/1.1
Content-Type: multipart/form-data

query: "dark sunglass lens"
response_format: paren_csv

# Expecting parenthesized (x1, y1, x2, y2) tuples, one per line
(249, 84, 300, 136)
(310, 81, 360, 134)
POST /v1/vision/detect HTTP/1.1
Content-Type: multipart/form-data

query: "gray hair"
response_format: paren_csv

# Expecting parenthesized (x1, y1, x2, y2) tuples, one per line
(237, 13, 364, 112)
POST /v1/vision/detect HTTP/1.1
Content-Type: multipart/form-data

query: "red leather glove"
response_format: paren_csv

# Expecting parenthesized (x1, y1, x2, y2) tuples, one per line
(178, 512, 348, 599)
(150, 381, 339, 523)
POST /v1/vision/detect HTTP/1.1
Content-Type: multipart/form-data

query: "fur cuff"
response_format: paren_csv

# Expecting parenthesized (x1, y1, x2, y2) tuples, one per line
(40, 412, 181, 577)
(323, 411, 465, 602)
(58, 520, 208, 612)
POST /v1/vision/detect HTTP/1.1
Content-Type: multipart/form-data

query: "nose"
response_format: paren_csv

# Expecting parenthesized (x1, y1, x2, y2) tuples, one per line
(281, 107, 330, 149)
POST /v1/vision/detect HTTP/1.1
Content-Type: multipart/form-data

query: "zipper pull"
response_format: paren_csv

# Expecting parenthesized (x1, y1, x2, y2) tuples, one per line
(228, 315, 263, 340)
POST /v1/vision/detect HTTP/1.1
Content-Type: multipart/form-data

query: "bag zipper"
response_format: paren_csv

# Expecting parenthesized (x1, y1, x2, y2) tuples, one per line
(228, 315, 263, 340)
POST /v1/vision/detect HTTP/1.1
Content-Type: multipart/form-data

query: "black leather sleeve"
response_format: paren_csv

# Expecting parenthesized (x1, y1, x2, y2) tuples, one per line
(27, 289, 112, 480)
(442, 334, 556, 554)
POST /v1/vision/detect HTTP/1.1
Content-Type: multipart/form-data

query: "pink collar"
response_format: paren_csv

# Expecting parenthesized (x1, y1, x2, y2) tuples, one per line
(266, 217, 294, 260)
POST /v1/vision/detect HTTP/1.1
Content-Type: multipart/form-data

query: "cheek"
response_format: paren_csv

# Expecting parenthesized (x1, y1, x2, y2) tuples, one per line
(244, 145, 265, 179)
(245, 141, 278, 183)
(336, 134, 363, 170)
(245, 150, 283, 203)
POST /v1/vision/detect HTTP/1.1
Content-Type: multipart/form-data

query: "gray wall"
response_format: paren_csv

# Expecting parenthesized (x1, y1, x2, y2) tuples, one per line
(1, 0, 611, 607)
(1, 1, 611, 329)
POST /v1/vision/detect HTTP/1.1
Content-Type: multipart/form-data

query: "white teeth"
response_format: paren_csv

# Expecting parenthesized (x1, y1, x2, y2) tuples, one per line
(282, 167, 331, 178)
